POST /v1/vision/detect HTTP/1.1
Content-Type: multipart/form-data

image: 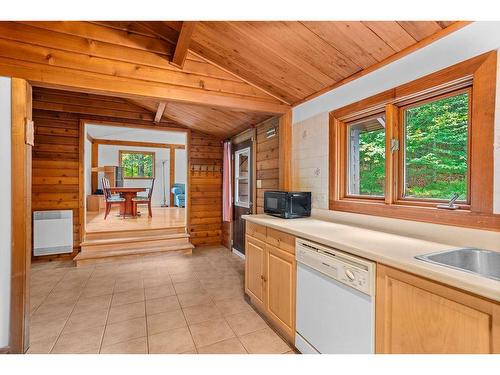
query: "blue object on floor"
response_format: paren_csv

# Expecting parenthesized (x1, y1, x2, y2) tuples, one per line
(171, 183, 186, 207)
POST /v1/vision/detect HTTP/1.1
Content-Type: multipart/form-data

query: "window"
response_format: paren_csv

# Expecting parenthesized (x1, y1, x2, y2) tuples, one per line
(402, 90, 470, 202)
(347, 114, 386, 197)
(119, 150, 155, 179)
(234, 147, 250, 207)
(329, 51, 499, 231)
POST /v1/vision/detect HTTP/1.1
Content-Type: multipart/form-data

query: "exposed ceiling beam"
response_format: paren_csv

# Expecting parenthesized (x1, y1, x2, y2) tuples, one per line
(93, 138, 185, 149)
(137, 21, 291, 106)
(171, 21, 197, 69)
(154, 102, 167, 123)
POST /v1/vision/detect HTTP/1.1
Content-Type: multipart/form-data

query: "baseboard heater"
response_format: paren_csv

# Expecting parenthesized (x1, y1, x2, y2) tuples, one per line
(33, 210, 73, 256)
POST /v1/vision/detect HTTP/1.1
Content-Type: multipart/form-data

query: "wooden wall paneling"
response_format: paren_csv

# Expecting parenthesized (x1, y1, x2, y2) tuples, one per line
(256, 117, 280, 213)
(278, 110, 292, 191)
(189, 131, 223, 246)
(10, 78, 32, 354)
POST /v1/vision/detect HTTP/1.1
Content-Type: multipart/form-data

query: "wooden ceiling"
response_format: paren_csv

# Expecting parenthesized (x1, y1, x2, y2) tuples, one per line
(0, 21, 463, 137)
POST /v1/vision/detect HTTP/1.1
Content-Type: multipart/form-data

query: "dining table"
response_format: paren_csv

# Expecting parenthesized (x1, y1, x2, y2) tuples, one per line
(109, 187, 146, 217)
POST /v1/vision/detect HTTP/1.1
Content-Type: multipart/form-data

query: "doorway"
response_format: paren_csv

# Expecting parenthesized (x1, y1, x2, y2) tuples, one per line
(232, 139, 253, 256)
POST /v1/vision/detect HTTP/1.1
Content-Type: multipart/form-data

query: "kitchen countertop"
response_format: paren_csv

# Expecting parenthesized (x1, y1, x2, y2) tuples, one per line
(242, 214, 500, 303)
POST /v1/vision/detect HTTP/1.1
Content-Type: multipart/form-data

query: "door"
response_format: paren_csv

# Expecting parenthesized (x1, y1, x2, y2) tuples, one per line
(245, 236, 266, 310)
(266, 244, 296, 340)
(232, 139, 253, 255)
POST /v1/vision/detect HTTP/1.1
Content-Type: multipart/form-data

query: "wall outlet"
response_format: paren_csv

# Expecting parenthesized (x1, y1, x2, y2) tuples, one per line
(256, 179, 262, 189)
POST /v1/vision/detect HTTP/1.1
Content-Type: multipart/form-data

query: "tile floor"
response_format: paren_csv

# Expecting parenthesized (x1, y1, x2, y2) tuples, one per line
(28, 246, 294, 354)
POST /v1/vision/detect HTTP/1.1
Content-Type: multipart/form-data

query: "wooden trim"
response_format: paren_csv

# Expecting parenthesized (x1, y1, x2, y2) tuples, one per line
(171, 22, 196, 69)
(186, 129, 192, 235)
(294, 21, 472, 106)
(79, 120, 85, 243)
(329, 51, 499, 231)
(169, 147, 175, 205)
(10, 78, 32, 354)
(278, 110, 292, 190)
(119, 150, 156, 180)
(90, 142, 98, 193)
(154, 102, 167, 123)
(93, 138, 185, 150)
(80, 119, 187, 133)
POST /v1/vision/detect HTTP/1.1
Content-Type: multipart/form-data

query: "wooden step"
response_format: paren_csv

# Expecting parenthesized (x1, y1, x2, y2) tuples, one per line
(74, 243, 194, 267)
(84, 226, 186, 241)
(81, 233, 190, 252)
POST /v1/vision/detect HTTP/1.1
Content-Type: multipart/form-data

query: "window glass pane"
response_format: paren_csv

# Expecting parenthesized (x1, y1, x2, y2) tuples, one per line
(238, 153, 249, 178)
(404, 92, 469, 200)
(347, 115, 386, 196)
(120, 152, 154, 179)
(237, 178, 249, 205)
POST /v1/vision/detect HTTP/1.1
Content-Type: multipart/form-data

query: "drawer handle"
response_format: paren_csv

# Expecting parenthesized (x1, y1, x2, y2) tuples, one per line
(260, 275, 267, 282)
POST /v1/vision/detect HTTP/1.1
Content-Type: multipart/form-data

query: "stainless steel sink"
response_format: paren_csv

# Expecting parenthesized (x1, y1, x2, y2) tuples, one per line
(415, 248, 500, 281)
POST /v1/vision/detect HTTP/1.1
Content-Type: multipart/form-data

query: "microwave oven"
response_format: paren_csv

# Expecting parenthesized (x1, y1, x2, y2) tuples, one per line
(264, 191, 311, 219)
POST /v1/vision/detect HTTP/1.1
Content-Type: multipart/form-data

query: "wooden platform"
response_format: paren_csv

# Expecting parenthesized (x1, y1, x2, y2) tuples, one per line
(86, 206, 185, 233)
(75, 227, 194, 267)
(77, 207, 192, 266)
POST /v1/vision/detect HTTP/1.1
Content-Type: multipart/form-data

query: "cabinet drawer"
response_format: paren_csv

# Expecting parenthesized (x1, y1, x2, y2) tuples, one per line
(267, 228, 295, 254)
(246, 221, 267, 242)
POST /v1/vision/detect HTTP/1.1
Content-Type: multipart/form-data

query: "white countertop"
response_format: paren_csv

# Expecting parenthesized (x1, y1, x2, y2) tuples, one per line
(243, 214, 500, 302)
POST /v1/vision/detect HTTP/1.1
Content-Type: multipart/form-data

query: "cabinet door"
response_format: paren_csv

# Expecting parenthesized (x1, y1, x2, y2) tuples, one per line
(266, 244, 296, 341)
(376, 264, 500, 354)
(245, 236, 266, 310)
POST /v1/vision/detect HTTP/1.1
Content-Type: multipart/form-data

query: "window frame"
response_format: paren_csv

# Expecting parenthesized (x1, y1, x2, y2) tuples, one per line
(344, 111, 387, 200)
(329, 51, 500, 231)
(234, 146, 251, 208)
(119, 150, 156, 180)
(396, 87, 473, 207)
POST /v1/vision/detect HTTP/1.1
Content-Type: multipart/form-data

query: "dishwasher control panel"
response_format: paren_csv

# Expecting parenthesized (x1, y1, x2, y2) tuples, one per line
(296, 239, 375, 296)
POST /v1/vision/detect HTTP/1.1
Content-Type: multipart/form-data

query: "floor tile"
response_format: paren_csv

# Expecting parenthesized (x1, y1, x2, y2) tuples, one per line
(111, 298, 146, 318)
(63, 308, 108, 334)
(208, 287, 244, 301)
(145, 296, 180, 316)
(189, 318, 235, 348)
(143, 275, 171, 288)
(31, 300, 75, 323)
(30, 318, 67, 342)
(197, 337, 247, 354)
(114, 278, 144, 293)
(100, 336, 148, 354)
(51, 325, 104, 354)
(173, 280, 204, 294)
(239, 328, 290, 354)
(225, 310, 268, 336)
(144, 284, 176, 300)
(26, 335, 58, 354)
(182, 303, 222, 325)
(147, 309, 186, 335)
(112, 288, 144, 306)
(102, 317, 147, 347)
(215, 297, 253, 316)
(177, 291, 212, 308)
(73, 294, 112, 314)
(148, 327, 195, 354)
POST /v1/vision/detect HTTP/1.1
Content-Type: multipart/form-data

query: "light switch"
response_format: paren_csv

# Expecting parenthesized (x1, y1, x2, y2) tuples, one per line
(256, 179, 262, 189)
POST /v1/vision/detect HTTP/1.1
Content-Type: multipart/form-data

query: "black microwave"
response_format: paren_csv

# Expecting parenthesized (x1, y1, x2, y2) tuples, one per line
(264, 191, 311, 219)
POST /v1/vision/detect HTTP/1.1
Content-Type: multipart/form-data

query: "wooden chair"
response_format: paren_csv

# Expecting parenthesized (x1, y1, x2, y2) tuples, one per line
(102, 177, 125, 219)
(132, 178, 155, 218)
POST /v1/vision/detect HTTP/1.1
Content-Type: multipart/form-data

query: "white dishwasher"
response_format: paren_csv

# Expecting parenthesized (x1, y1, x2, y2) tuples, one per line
(295, 238, 375, 354)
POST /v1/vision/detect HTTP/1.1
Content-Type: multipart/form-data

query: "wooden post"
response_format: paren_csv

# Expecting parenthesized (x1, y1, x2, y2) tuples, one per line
(169, 146, 176, 206)
(10, 78, 32, 354)
(278, 110, 292, 191)
(91, 142, 98, 193)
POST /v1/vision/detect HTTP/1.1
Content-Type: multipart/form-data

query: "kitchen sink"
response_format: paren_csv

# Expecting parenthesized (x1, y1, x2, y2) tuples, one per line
(415, 248, 500, 281)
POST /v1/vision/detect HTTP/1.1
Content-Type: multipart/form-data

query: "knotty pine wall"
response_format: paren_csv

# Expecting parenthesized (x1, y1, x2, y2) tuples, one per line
(256, 117, 279, 213)
(189, 132, 223, 246)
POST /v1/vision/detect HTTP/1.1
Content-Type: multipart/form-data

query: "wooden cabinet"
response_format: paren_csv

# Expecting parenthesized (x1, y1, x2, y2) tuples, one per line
(376, 264, 500, 354)
(245, 236, 266, 311)
(266, 244, 296, 340)
(245, 222, 296, 343)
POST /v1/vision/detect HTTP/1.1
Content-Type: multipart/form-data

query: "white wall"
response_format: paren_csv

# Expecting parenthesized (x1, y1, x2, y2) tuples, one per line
(98, 145, 187, 206)
(0, 77, 11, 347)
(292, 22, 500, 249)
(84, 137, 92, 198)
